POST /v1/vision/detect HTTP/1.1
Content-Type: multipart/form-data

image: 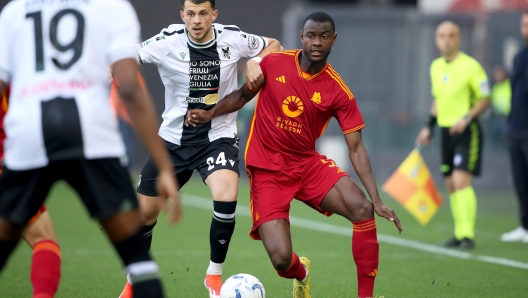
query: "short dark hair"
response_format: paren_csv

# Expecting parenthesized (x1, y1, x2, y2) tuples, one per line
(181, 0, 215, 10)
(303, 12, 336, 34)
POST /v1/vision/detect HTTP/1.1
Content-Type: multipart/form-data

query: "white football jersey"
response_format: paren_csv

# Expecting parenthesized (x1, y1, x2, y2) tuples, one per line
(0, 0, 140, 170)
(137, 23, 268, 145)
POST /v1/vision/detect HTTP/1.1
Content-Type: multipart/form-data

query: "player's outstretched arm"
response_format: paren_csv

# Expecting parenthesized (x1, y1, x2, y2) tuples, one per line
(185, 84, 259, 127)
(112, 58, 181, 224)
(345, 131, 403, 234)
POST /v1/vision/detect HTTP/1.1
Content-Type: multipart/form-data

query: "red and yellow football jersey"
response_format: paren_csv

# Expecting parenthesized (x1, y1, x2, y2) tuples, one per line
(245, 50, 365, 170)
(0, 85, 9, 161)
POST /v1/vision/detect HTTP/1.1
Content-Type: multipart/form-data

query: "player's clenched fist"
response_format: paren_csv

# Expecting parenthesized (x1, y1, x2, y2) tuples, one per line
(185, 109, 211, 127)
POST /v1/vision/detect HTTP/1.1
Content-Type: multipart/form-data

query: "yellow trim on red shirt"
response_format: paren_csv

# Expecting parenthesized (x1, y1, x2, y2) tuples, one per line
(294, 50, 328, 81)
(343, 124, 366, 135)
(325, 68, 354, 100)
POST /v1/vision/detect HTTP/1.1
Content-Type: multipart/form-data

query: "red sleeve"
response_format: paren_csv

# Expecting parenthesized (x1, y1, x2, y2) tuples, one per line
(334, 93, 365, 135)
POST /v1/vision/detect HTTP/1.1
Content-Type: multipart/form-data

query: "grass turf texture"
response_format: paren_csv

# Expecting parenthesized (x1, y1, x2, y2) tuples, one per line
(1, 176, 527, 297)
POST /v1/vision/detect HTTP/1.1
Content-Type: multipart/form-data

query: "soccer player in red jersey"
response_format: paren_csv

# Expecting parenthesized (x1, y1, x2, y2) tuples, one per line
(1, 87, 61, 298)
(187, 12, 403, 298)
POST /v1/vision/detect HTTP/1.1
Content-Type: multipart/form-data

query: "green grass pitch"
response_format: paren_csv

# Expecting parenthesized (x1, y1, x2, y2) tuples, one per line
(1, 176, 527, 297)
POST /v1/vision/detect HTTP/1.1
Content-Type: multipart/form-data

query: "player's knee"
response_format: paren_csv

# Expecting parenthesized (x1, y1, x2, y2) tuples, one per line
(269, 249, 292, 271)
(347, 196, 374, 222)
(211, 185, 238, 202)
(138, 195, 161, 224)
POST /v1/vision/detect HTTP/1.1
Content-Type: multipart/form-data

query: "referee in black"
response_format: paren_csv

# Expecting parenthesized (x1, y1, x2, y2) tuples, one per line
(501, 12, 528, 242)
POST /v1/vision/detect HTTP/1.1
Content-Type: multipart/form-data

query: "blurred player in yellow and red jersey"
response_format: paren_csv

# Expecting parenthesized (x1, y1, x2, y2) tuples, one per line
(0, 86, 61, 298)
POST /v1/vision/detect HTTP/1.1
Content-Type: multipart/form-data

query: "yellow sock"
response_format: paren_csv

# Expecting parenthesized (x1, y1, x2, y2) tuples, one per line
(449, 192, 463, 240)
(454, 186, 477, 240)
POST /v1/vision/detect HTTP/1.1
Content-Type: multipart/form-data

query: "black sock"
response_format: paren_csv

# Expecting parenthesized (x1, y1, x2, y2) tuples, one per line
(142, 221, 157, 251)
(0, 239, 19, 270)
(113, 229, 164, 298)
(210, 201, 237, 264)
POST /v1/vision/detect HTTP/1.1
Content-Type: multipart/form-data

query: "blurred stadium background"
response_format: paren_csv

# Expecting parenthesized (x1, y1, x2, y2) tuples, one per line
(127, 0, 525, 191)
(3, 1, 528, 297)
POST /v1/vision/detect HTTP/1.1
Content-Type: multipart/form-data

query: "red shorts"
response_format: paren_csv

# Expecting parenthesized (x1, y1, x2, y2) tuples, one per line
(247, 155, 348, 240)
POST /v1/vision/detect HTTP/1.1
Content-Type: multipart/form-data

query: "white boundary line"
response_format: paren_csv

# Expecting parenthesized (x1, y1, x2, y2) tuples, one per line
(182, 194, 528, 271)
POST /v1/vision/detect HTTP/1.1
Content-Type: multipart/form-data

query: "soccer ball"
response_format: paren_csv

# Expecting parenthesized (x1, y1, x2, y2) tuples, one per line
(220, 273, 266, 298)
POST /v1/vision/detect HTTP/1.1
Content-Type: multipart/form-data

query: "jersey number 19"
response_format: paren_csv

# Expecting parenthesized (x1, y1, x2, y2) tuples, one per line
(26, 9, 85, 71)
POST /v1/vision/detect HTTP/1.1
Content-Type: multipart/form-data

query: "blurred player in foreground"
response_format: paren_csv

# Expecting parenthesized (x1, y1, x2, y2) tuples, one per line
(0, 1, 181, 297)
(119, 0, 280, 297)
(501, 12, 528, 242)
(1, 87, 61, 297)
(416, 22, 490, 249)
(187, 12, 403, 298)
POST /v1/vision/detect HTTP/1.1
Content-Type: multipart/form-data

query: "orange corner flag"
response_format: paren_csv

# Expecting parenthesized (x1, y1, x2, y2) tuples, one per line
(382, 149, 443, 225)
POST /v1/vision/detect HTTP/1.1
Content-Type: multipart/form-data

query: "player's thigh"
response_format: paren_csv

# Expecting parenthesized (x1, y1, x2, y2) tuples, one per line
(295, 157, 354, 217)
(205, 170, 239, 202)
(23, 209, 58, 246)
(0, 166, 56, 226)
(319, 176, 373, 222)
(198, 138, 240, 202)
(247, 166, 296, 240)
(62, 158, 139, 221)
(258, 218, 293, 269)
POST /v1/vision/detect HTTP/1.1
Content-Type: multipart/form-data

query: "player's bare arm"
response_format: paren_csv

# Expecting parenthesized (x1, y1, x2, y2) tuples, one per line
(415, 100, 437, 147)
(112, 59, 181, 224)
(0, 80, 5, 94)
(246, 38, 280, 89)
(449, 97, 490, 135)
(345, 131, 403, 233)
(185, 84, 259, 127)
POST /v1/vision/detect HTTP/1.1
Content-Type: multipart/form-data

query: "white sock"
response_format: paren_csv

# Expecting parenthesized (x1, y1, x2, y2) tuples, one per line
(206, 261, 223, 275)
(127, 273, 133, 285)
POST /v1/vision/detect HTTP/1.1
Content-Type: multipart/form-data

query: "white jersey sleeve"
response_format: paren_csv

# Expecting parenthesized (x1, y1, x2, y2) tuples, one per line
(106, 1, 141, 64)
(137, 29, 172, 66)
(0, 2, 17, 82)
(237, 30, 269, 58)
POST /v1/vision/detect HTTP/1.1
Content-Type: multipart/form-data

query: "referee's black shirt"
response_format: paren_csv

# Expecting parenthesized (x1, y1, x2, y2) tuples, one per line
(510, 47, 528, 135)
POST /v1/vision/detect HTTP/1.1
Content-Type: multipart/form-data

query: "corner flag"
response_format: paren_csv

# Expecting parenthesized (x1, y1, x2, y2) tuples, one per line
(382, 149, 443, 225)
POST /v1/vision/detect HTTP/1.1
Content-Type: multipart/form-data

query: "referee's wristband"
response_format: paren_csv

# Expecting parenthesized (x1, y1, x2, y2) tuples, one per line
(426, 115, 437, 131)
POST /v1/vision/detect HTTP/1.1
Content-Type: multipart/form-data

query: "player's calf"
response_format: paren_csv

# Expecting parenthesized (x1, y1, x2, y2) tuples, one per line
(113, 228, 164, 298)
(352, 218, 379, 298)
(101, 211, 164, 298)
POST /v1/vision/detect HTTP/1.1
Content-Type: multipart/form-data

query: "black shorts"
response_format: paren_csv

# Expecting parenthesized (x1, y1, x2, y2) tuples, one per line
(137, 137, 240, 196)
(440, 121, 483, 177)
(0, 158, 138, 225)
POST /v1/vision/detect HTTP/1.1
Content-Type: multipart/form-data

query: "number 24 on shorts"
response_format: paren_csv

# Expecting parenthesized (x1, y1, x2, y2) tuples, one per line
(206, 152, 235, 171)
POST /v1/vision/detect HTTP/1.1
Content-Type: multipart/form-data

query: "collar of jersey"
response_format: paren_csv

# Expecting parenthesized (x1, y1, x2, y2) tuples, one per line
(185, 28, 218, 49)
(443, 51, 465, 65)
(295, 50, 329, 81)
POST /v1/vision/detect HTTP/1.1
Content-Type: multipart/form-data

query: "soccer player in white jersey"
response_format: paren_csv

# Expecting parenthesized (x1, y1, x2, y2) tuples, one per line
(0, 1, 181, 297)
(118, 0, 280, 297)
